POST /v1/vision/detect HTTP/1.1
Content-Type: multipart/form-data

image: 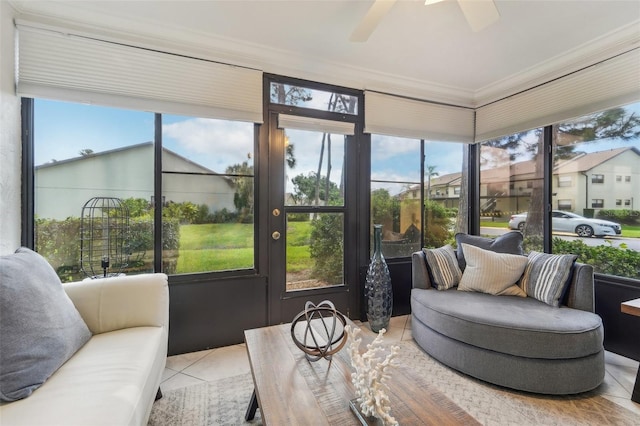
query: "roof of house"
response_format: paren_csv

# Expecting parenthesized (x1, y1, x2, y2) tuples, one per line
(428, 172, 462, 186)
(554, 146, 639, 174)
(423, 146, 640, 189)
(36, 141, 224, 176)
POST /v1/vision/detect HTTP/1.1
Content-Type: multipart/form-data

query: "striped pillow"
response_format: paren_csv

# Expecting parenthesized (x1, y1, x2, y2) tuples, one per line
(422, 245, 462, 290)
(457, 243, 527, 297)
(519, 251, 578, 307)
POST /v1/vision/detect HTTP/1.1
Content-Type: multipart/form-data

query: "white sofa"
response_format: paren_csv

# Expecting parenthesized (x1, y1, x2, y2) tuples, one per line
(0, 273, 169, 426)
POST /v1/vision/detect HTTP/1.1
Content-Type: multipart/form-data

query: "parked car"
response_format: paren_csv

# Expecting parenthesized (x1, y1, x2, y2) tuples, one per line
(508, 210, 622, 237)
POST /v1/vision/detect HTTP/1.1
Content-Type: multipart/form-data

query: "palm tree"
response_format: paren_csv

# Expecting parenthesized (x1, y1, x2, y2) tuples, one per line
(425, 165, 439, 201)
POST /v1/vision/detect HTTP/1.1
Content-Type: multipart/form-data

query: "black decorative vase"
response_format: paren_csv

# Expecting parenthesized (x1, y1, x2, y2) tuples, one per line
(365, 224, 393, 333)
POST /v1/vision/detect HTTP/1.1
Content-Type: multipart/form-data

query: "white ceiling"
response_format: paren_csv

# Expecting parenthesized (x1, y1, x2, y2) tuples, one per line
(8, 0, 640, 107)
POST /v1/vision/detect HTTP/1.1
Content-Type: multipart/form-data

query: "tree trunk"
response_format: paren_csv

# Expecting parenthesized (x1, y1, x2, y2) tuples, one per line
(315, 134, 326, 206)
(521, 132, 545, 251)
(455, 147, 469, 234)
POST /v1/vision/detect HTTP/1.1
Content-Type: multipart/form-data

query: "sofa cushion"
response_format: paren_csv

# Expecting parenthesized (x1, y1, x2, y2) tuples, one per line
(411, 288, 603, 359)
(0, 327, 167, 426)
(0, 248, 92, 402)
(422, 245, 461, 290)
(455, 231, 523, 271)
(457, 244, 527, 297)
(519, 251, 578, 307)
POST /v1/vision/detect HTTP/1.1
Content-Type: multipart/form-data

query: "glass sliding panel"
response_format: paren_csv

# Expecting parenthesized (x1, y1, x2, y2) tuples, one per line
(34, 99, 154, 281)
(270, 82, 358, 114)
(552, 102, 640, 280)
(162, 115, 255, 274)
(371, 135, 421, 256)
(286, 212, 344, 291)
(285, 128, 345, 207)
(481, 129, 544, 252)
(424, 141, 465, 247)
(371, 136, 465, 256)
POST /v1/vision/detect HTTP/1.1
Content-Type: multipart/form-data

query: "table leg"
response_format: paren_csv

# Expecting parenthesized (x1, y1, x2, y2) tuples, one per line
(632, 366, 640, 404)
(245, 389, 259, 421)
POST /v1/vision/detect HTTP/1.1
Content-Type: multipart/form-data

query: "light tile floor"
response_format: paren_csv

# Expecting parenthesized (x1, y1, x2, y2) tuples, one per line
(160, 315, 640, 416)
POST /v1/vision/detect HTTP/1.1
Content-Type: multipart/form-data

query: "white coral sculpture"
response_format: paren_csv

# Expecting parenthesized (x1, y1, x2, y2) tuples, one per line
(345, 325, 399, 426)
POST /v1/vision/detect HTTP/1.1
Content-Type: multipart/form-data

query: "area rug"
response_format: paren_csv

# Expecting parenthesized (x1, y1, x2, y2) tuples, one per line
(148, 340, 639, 426)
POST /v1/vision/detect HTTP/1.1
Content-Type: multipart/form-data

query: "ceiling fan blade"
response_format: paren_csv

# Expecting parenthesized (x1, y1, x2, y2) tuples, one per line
(457, 0, 500, 32)
(350, 0, 398, 43)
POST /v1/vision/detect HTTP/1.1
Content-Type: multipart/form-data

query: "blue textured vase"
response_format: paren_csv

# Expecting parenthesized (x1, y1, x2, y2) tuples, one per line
(365, 224, 393, 333)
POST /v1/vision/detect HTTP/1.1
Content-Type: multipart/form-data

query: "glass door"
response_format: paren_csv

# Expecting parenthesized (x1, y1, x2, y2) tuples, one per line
(268, 112, 352, 322)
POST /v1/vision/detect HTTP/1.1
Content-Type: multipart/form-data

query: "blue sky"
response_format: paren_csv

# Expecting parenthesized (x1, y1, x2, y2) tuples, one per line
(33, 99, 464, 195)
(34, 99, 639, 196)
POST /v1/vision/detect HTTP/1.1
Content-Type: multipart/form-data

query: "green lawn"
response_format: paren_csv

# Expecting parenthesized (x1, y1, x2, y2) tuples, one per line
(480, 220, 509, 229)
(179, 223, 254, 249)
(176, 223, 254, 273)
(176, 221, 314, 273)
(176, 220, 639, 273)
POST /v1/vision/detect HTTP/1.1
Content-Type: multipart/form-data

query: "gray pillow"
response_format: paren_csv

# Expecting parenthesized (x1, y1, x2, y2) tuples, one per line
(519, 251, 578, 307)
(455, 231, 524, 271)
(422, 245, 462, 290)
(0, 247, 92, 402)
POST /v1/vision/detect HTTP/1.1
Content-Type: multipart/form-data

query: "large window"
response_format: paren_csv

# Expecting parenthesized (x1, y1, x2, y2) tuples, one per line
(34, 100, 155, 281)
(32, 100, 257, 280)
(162, 115, 255, 275)
(370, 136, 464, 257)
(480, 128, 544, 252)
(552, 102, 640, 280)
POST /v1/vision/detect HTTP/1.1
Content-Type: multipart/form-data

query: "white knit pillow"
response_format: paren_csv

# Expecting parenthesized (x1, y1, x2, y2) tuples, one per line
(457, 243, 527, 297)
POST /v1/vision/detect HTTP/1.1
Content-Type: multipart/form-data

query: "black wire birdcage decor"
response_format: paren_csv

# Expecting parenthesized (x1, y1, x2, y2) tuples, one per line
(80, 197, 130, 278)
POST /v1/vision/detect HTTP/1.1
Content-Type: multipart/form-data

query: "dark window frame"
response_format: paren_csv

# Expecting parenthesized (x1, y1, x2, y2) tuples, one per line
(21, 99, 260, 280)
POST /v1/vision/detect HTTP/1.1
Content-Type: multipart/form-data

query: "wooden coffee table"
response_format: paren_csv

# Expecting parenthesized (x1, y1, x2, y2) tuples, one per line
(621, 298, 640, 403)
(244, 320, 479, 425)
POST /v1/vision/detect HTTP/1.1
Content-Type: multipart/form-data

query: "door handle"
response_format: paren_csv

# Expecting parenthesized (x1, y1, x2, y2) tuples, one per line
(272, 231, 281, 240)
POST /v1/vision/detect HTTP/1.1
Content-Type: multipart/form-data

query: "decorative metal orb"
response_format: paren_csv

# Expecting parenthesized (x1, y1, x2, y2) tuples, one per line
(290, 300, 348, 362)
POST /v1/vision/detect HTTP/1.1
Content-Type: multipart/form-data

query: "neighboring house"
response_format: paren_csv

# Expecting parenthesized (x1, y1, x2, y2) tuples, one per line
(553, 147, 639, 213)
(426, 172, 463, 208)
(397, 147, 640, 218)
(35, 142, 236, 220)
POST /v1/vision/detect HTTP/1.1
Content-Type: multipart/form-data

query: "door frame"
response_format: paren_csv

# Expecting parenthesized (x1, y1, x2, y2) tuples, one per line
(261, 75, 366, 324)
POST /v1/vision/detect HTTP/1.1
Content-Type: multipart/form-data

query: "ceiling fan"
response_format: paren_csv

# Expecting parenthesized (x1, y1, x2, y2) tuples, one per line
(350, 0, 500, 42)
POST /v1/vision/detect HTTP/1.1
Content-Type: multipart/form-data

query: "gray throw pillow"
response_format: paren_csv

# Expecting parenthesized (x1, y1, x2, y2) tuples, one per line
(0, 247, 92, 402)
(519, 251, 578, 307)
(455, 231, 524, 271)
(422, 245, 462, 290)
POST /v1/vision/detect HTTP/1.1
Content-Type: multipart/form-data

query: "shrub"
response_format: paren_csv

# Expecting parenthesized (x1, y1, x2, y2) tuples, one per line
(552, 238, 640, 279)
(35, 215, 180, 281)
(596, 209, 640, 226)
(423, 200, 453, 248)
(211, 208, 236, 223)
(162, 219, 180, 250)
(35, 217, 82, 281)
(309, 214, 343, 284)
